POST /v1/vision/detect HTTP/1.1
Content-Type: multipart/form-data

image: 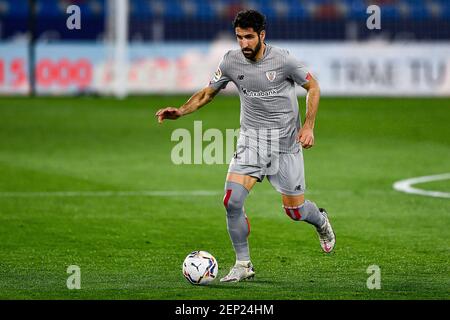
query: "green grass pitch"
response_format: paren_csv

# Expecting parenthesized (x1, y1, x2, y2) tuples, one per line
(0, 96, 449, 299)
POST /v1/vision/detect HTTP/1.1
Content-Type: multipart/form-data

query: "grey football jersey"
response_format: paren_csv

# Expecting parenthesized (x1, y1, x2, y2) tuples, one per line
(209, 44, 311, 153)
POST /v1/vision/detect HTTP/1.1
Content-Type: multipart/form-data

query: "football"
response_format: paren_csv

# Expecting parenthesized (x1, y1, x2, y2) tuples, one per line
(182, 251, 218, 285)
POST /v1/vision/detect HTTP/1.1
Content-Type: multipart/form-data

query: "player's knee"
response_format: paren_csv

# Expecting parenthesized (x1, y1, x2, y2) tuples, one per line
(223, 182, 248, 213)
(283, 204, 304, 221)
(224, 192, 245, 212)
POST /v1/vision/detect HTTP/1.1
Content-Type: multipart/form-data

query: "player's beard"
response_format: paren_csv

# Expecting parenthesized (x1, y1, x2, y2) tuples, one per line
(242, 36, 262, 61)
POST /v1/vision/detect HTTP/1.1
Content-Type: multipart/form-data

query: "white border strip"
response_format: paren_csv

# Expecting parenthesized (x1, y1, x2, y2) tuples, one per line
(393, 173, 450, 199)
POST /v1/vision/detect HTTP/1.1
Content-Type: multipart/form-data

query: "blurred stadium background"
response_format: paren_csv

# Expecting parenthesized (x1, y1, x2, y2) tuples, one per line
(3, 0, 450, 41)
(0, 1, 449, 300)
(0, 0, 449, 96)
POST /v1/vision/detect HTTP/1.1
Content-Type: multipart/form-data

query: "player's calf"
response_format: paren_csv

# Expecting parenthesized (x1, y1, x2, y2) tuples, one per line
(283, 200, 325, 227)
(223, 181, 251, 262)
(283, 201, 336, 253)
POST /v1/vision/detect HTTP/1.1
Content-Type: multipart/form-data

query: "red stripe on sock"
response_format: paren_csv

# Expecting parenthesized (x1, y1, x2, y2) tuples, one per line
(244, 211, 251, 236)
(284, 207, 291, 218)
(223, 189, 232, 208)
(293, 208, 302, 220)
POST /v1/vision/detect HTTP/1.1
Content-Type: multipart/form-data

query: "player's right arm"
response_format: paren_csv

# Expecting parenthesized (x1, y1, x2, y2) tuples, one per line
(155, 53, 231, 124)
(155, 86, 220, 124)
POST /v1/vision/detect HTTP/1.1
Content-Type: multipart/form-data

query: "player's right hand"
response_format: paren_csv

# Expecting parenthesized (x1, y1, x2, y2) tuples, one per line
(155, 107, 182, 123)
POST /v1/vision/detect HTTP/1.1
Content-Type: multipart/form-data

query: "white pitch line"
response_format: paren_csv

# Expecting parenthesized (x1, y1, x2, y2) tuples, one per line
(393, 173, 450, 199)
(0, 190, 223, 198)
(0, 189, 394, 198)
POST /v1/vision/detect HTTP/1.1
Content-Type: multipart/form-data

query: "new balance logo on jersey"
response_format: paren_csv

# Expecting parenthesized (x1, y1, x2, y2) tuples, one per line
(238, 74, 244, 80)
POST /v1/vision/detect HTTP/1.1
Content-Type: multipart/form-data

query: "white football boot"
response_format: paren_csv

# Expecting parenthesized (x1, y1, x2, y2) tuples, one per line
(220, 260, 255, 282)
(316, 208, 336, 253)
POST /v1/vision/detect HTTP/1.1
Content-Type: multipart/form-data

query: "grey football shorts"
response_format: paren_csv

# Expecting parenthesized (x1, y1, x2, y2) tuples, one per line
(227, 145, 306, 196)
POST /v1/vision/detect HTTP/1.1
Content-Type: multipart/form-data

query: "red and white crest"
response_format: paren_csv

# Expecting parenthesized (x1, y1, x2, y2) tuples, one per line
(265, 71, 277, 82)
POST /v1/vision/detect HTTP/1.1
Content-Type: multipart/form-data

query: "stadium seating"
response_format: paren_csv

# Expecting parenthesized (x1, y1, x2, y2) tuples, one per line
(1, 0, 450, 20)
(0, 0, 449, 40)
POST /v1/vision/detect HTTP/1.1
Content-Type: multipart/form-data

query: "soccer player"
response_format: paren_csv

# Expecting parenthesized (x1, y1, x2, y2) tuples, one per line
(155, 10, 336, 282)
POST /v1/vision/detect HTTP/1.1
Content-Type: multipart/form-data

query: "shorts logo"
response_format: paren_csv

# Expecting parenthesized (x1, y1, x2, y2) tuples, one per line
(266, 71, 277, 82)
(295, 185, 302, 191)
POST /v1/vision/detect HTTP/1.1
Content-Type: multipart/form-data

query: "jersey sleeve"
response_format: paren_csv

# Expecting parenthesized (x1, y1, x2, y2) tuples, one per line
(208, 53, 232, 91)
(285, 51, 311, 86)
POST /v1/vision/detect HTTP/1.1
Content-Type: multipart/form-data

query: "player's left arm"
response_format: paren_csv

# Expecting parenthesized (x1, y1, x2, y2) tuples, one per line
(297, 75, 320, 149)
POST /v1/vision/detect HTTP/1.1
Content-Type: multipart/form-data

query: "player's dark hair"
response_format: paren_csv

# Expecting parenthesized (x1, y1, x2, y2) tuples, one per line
(232, 10, 266, 34)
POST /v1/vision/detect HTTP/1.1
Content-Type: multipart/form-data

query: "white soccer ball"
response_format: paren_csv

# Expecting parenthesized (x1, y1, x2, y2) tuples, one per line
(182, 250, 218, 285)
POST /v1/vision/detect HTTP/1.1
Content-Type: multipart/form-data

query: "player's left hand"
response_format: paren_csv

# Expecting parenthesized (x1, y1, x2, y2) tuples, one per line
(297, 127, 314, 149)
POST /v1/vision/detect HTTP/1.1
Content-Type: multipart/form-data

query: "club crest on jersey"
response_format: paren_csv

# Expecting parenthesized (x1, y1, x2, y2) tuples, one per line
(266, 71, 277, 82)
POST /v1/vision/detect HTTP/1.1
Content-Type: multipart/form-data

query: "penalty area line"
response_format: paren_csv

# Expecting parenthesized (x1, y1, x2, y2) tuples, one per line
(393, 173, 450, 199)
